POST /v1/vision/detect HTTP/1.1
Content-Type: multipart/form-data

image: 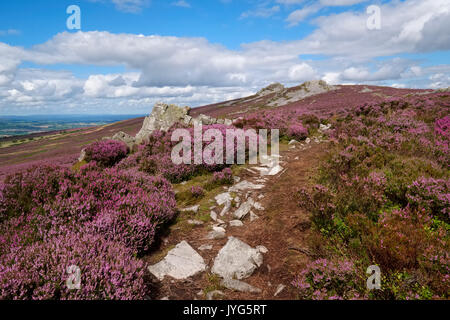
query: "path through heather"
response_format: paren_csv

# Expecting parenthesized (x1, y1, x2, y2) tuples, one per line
(145, 138, 328, 300)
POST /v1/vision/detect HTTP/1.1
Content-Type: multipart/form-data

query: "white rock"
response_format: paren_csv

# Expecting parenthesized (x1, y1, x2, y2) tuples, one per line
(233, 198, 254, 220)
(181, 205, 200, 213)
(78, 149, 86, 162)
(305, 138, 311, 144)
(206, 290, 225, 300)
(256, 245, 268, 254)
(213, 226, 226, 233)
(187, 219, 204, 226)
(229, 220, 244, 227)
(233, 176, 241, 183)
(319, 123, 331, 132)
(250, 211, 259, 222)
(219, 200, 232, 216)
(212, 237, 264, 280)
(266, 165, 283, 176)
(215, 192, 232, 206)
(148, 241, 206, 281)
(274, 284, 286, 297)
(221, 278, 262, 294)
(229, 181, 264, 192)
(206, 229, 226, 240)
(288, 139, 298, 145)
(210, 211, 218, 221)
(253, 201, 265, 211)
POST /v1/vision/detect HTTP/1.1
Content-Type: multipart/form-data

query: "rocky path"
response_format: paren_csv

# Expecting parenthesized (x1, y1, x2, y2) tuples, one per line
(145, 136, 329, 300)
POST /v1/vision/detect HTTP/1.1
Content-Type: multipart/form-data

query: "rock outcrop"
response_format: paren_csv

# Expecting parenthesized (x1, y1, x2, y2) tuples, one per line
(135, 102, 191, 144)
(134, 102, 233, 144)
(111, 131, 136, 149)
(267, 80, 337, 107)
(256, 82, 285, 97)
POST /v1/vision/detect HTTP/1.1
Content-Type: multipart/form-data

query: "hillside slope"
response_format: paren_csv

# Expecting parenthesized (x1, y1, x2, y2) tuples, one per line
(0, 117, 144, 180)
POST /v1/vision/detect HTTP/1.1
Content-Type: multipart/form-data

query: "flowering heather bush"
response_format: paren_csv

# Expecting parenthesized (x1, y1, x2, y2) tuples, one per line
(406, 177, 449, 223)
(234, 109, 311, 140)
(84, 140, 128, 167)
(0, 161, 176, 299)
(0, 164, 74, 222)
(190, 186, 205, 198)
(0, 230, 148, 300)
(292, 258, 361, 300)
(296, 94, 450, 299)
(127, 124, 257, 183)
(287, 123, 308, 140)
(43, 168, 176, 253)
(435, 115, 450, 139)
(210, 167, 233, 186)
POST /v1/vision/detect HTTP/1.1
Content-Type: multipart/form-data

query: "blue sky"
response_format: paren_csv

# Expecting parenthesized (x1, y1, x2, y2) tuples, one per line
(0, 0, 449, 114)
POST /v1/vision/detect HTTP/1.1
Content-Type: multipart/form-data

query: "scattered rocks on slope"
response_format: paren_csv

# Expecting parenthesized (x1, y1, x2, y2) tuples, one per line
(211, 237, 265, 280)
(229, 181, 265, 192)
(148, 241, 207, 281)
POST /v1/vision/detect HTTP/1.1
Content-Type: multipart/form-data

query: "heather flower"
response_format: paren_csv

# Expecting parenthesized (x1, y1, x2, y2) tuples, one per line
(0, 229, 148, 300)
(292, 258, 360, 300)
(84, 140, 128, 167)
(190, 186, 205, 198)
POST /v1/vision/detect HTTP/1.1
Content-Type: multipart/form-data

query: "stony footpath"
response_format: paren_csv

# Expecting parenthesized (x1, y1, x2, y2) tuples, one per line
(145, 128, 331, 300)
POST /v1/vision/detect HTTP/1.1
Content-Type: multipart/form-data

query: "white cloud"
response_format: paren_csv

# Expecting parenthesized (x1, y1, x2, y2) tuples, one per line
(288, 63, 317, 81)
(286, 4, 321, 26)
